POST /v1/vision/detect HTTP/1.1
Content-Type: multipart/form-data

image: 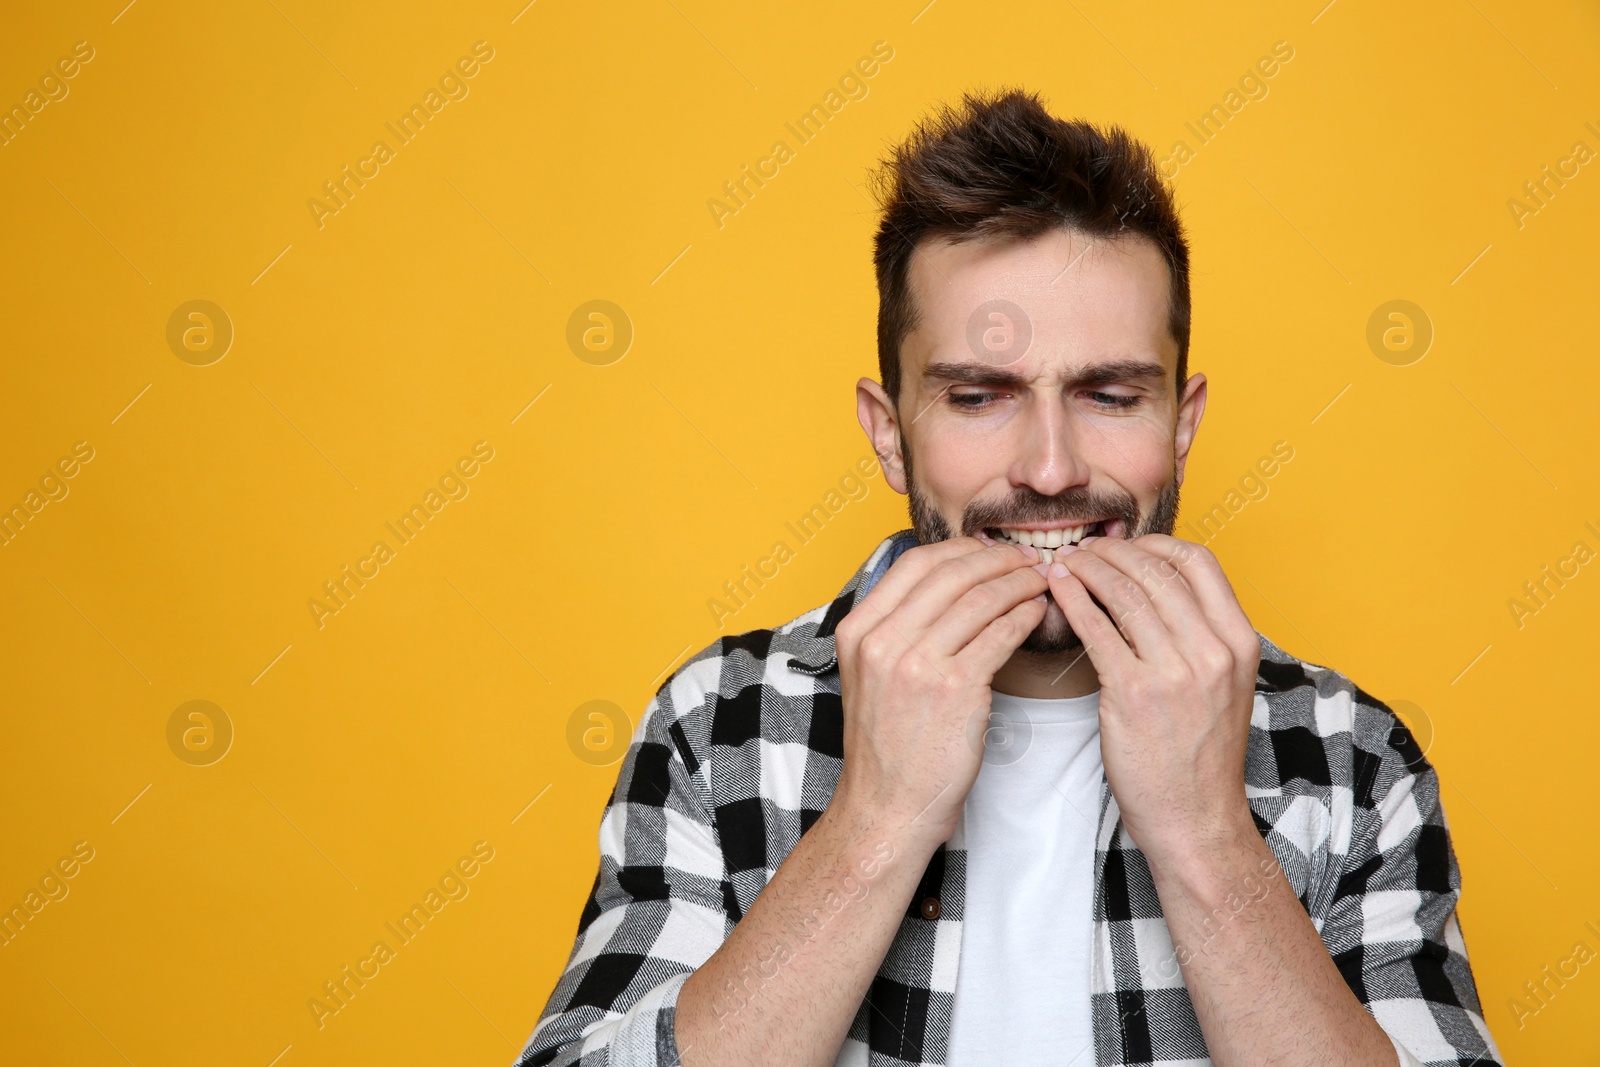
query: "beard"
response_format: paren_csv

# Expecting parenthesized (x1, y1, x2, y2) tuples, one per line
(902, 432, 1181, 656)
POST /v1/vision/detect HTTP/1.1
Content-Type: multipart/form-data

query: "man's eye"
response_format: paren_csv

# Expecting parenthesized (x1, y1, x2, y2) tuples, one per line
(948, 392, 999, 409)
(1087, 391, 1142, 409)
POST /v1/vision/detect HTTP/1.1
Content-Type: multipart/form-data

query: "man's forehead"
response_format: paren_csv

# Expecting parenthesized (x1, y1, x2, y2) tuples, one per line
(902, 227, 1177, 384)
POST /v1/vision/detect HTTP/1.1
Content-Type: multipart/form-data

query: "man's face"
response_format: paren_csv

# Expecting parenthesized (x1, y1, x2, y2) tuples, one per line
(857, 227, 1207, 655)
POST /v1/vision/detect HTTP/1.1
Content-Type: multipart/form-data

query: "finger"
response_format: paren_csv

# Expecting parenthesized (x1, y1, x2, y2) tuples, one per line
(870, 540, 1040, 649)
(921, 563, 1050, 659)
(1073, 536, 1216, 656)
(846, 536, 1025, 640)
(952, 591, 1050, 678)
(1043, 563, 1137, 676)
(1121, 534, 1258, 654)
(1055, 545, 1171, 660)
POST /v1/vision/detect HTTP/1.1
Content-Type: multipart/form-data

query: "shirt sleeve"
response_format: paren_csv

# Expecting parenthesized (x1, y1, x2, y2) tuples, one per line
(1320, 706, 1504, 1067)
(514, 681, 729, 1067)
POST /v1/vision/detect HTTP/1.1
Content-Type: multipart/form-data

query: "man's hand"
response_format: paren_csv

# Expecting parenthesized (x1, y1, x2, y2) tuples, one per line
(1045, 534, 1406, 1066)
(833, 536, 1049, 848)
(1045, 533, 1262, 859)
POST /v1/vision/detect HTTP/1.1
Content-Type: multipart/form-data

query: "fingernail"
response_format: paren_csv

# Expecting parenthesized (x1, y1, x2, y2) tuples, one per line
(1019, 544, 1039, 560)
(1079, 536, 1099, 545)
(1058, 543, 1080, 555)
(1032, 561, 1051, 575)
(1032, 593, 1047, 602)
(977, 532, 996, 545)
(1050, 562, 1069, 578)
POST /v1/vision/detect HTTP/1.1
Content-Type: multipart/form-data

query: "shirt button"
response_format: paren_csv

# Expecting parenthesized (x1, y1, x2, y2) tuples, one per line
(919, 897, 941, 920)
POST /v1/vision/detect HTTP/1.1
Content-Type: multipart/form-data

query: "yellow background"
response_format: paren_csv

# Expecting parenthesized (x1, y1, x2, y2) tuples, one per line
(2, 0, 1597, 1063)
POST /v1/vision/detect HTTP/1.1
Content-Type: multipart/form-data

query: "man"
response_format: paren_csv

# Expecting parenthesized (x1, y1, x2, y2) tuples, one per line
(516, 90, 1502, 1067)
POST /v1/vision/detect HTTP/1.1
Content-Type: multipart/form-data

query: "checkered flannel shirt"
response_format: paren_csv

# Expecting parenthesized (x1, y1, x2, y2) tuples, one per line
(515, 529, 1503, 1067)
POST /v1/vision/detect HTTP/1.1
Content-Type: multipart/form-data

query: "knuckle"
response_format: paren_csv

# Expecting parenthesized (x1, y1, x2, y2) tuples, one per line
(857, 632, 895, 670)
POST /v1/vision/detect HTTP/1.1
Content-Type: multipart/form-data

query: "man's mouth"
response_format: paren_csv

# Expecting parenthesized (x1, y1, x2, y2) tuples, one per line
(984, 520, 1112, 564)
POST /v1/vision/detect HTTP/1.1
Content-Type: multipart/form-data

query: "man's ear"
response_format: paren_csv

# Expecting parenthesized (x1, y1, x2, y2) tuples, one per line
(1173, 371, 1207, 487)
(856, 377, 908, 495)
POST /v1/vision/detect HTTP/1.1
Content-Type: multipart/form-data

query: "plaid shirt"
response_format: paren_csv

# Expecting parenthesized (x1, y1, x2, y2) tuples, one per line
(516, 529, 1503, 1067)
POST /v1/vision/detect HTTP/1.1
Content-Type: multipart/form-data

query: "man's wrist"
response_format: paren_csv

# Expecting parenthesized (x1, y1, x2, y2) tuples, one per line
(1136, 802, 1269, 897)
(824, 777, 949, 863)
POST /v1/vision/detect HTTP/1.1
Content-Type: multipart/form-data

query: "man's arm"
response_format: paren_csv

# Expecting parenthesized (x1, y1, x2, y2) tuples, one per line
(677, 537, 1051, 1066)
(519, 537, 1051, 1067)
(1049, 534, 1501, 1066)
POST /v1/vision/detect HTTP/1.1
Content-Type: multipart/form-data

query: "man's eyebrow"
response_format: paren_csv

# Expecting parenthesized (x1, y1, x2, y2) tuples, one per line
(921, 358, 1168, 388)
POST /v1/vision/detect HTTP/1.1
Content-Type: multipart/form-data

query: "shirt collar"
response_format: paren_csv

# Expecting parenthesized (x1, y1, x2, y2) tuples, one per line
(782, 527, 920, 676)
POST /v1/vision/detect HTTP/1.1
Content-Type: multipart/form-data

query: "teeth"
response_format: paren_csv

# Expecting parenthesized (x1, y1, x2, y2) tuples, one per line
(993, 523, 1096, 550)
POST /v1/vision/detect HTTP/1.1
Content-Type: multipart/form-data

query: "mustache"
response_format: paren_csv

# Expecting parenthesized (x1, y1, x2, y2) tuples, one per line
(961, 492, 1139, 534)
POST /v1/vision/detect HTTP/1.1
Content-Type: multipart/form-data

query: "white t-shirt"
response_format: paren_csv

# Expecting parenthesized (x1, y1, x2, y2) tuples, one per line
(946, 688, 1103, 1066)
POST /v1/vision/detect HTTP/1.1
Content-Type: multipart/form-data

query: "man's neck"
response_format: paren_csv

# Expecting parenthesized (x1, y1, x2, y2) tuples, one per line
(991, 647, 1101, 700)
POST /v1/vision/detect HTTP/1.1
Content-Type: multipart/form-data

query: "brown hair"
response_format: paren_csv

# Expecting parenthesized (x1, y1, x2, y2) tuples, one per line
(869, 88, 1190, 408)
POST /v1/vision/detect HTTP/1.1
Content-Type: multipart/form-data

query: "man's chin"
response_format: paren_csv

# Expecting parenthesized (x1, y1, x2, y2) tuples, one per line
(1017, 595, 1086, 656)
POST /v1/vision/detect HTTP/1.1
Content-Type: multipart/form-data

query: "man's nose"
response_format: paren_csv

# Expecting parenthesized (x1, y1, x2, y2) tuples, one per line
(1010, 396, 1092, 497)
